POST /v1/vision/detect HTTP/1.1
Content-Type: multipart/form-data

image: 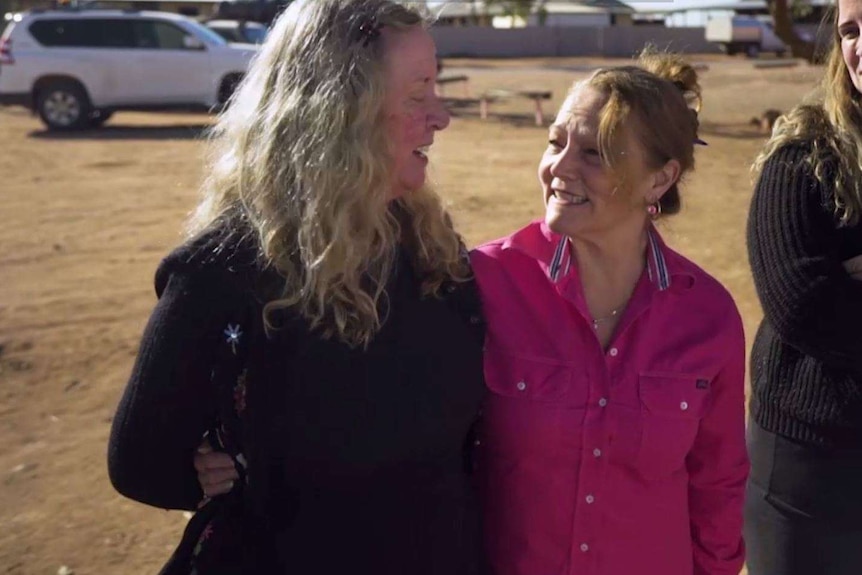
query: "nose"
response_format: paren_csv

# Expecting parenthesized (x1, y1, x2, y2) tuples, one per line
(549, 145, 579, 181)
(429, 95, 451, 131)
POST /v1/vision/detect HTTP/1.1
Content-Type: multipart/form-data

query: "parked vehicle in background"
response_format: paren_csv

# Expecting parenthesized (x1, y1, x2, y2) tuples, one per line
(214, 0, 290, 25)
(204, 19, 268, 44)
(705, 16, 790, 58)
(0, 9, 257, 130)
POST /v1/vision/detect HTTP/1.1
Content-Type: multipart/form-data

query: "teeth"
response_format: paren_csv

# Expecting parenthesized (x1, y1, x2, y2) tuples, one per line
(414, 145, 430, 157)
(554, 190, 587, 204)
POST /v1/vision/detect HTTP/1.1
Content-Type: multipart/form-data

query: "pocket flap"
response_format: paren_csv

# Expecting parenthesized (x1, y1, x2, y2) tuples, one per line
(638, 372, 710, 418)
(484, 347, 573, 402)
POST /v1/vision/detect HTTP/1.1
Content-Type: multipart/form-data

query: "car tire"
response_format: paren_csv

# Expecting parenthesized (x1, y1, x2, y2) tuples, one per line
(745, 44, 761, 59)
(88, 109, 114, 127)
(36, 81, 92, 131)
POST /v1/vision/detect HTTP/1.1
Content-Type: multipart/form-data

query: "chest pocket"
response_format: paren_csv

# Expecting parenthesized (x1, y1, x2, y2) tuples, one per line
(484, 346, 579, 402)
(481, 346, 584, 459)
(635, 372, 711, 480)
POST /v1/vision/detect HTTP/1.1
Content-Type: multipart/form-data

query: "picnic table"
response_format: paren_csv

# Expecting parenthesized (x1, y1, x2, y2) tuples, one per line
(435, 74, 471, 98)
(479, 88, 553, 127)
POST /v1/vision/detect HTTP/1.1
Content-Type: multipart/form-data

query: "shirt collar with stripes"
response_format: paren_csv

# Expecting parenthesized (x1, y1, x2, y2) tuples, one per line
(548, 227, 671, 291)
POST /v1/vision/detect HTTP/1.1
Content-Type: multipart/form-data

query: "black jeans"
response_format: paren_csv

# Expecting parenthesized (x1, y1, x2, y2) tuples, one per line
(744, 421, 862, 575)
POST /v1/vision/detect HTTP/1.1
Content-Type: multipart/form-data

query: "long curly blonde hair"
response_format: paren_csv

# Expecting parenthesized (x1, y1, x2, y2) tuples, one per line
(188, 0, 469, 348)
(753, 6, 862, 226)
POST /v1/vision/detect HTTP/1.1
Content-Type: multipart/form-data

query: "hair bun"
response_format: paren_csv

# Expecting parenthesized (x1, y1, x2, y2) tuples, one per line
(637, 47, 702, 113)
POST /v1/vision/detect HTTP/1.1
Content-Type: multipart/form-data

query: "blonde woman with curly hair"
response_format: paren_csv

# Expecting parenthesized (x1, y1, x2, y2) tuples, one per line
(745, 0, 862, 573)
(471, 51, 747, 575)
(107, 1, 486, 573)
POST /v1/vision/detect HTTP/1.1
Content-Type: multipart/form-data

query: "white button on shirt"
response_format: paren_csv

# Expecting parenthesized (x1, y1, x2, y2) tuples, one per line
(585, 495, 595, 504)
(598, 397, 608, 407)
(593, 448, 602, 458)
(580, 543, 589, 552)
(680, 401, 689, 411)
(609, 347, 619, 357)
(516, 381, 527, 391)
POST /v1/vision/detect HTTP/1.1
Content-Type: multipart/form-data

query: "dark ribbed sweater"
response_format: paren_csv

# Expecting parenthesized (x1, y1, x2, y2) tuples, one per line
(108, 225, 488, 574)
(747, 143, 862, 447)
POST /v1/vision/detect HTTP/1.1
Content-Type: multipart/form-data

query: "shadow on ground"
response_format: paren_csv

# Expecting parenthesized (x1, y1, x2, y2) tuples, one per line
(29, 124, 211, 141)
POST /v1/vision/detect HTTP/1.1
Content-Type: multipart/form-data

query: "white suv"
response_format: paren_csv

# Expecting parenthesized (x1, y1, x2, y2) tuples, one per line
(0, 9, 258, 130)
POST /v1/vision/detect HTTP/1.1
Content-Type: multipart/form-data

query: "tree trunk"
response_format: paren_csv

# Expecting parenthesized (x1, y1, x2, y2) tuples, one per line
(768, 0, 817, 62)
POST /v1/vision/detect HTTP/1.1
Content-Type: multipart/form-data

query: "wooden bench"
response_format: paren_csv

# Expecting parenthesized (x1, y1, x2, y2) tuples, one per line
(435, 74, 471, 98)
(479, 89, 553, 126)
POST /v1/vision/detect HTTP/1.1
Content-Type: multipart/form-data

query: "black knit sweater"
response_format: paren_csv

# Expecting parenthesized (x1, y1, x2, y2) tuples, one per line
(747, 143, 862, 447)
(108, 224, 488, 574)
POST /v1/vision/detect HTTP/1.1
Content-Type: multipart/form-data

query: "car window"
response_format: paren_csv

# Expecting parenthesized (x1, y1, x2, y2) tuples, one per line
(132, 20, 191, 50)
(153, 21, 188, 49)
(29, 19, 88, 46)
(97, 20, 137, 48)
(243, 25, 267, 44)
(181, 19, 229, 47)
(28, 18, 136, 48)
(210, 27, 241, 42)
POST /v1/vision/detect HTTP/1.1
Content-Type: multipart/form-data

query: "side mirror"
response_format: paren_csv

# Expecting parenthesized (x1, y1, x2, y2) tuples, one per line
(183, 35, 205, 50)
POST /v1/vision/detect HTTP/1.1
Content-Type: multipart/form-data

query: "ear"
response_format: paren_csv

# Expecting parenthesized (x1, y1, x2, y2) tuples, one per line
(648, 159, 681, 202)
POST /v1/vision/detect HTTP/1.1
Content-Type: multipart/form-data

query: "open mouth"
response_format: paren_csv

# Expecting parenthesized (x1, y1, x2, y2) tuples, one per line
(552, 189, 588, 205)
(413, 145, 430, 160)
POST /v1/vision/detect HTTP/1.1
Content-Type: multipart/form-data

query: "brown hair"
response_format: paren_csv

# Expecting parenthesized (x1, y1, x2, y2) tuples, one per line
(585, 48, 703, 216)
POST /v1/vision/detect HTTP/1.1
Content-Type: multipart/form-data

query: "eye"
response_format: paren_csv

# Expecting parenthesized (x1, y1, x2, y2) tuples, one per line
(582, 148, 602, 166)
(548, 138, 564, 151)
(840, 25, 859, 40)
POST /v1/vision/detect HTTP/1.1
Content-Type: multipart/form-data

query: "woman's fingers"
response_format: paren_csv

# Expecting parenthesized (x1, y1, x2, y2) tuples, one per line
(202, 479, 235, 498)
(194, 449, 236, 472)
(197, 460, 239, 497)
(194, 438, 239, 498)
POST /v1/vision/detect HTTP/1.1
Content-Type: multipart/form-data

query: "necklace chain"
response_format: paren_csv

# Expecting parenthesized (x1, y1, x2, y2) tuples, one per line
(591, 308, 619, 330)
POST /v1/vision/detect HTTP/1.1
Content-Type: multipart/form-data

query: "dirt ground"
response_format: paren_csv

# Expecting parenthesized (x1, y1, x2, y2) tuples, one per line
(0, 55, 822, 574)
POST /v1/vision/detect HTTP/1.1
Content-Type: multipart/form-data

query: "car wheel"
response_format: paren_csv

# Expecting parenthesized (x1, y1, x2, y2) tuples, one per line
(36, 81, 92, 131)
(745, 44, 761, 59)
(88, 109, 114, 127)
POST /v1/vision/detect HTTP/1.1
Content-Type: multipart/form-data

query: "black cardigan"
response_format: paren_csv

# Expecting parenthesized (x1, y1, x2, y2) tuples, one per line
(747, 142, 862, 447)
(108, 225, 488, 574)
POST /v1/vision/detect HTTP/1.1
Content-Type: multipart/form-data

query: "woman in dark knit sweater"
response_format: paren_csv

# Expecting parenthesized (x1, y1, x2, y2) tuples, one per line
(745, 0, 862, 572)
(107, 1, 486, 573)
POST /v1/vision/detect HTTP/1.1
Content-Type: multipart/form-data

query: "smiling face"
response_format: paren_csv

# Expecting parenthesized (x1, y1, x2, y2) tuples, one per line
(839, 0, 862, 96)
(540, 84, 663, 242)
(380, 26, 450, 198)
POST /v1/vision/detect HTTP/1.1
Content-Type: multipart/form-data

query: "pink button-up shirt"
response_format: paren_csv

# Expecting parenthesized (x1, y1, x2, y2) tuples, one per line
(471, 221, 748, 575)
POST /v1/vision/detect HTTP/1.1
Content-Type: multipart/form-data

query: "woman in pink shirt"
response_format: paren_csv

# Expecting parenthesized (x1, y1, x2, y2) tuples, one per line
(471, 51, 748, 575)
